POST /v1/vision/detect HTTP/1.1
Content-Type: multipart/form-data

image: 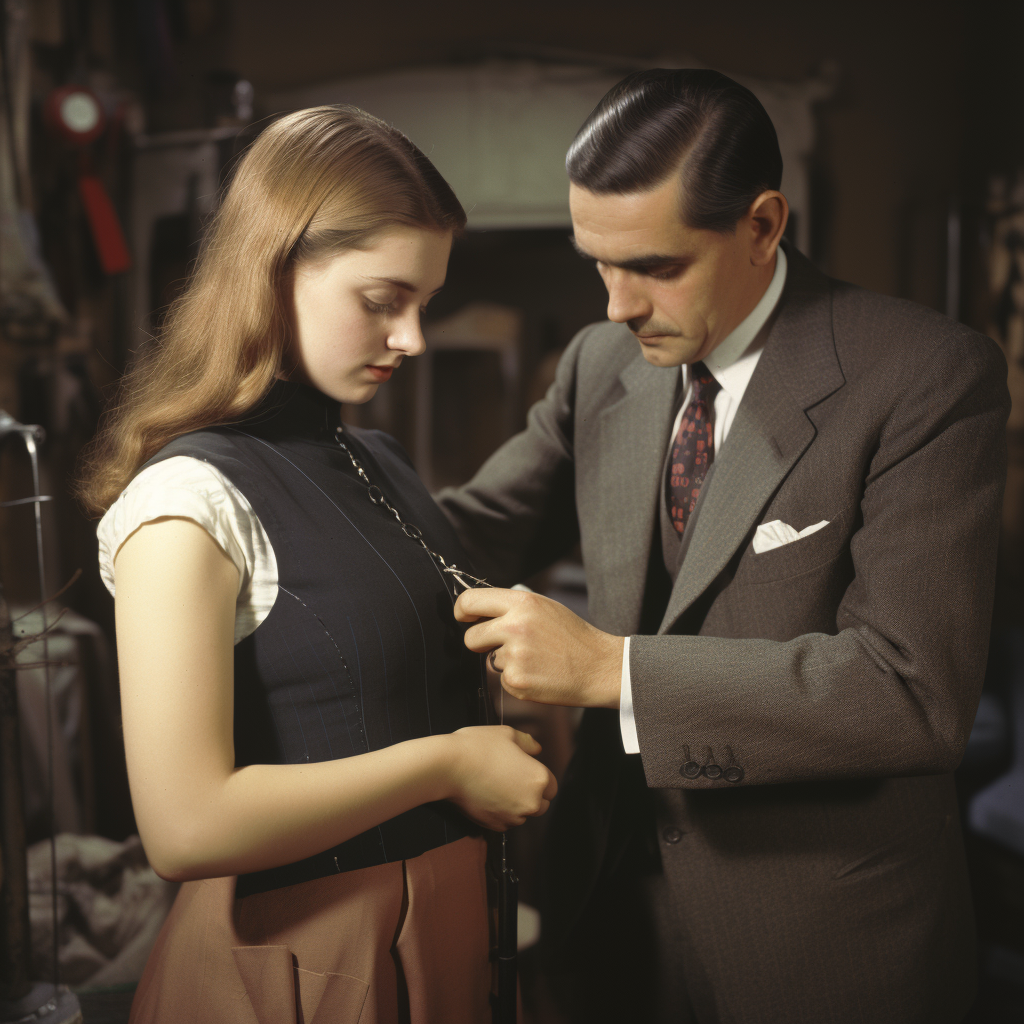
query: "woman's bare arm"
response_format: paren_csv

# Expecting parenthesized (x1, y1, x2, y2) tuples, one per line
(115, 516, 555, 882)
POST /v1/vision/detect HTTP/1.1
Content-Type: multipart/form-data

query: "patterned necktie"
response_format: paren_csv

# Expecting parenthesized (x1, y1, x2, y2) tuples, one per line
(667, 362, 722, 535)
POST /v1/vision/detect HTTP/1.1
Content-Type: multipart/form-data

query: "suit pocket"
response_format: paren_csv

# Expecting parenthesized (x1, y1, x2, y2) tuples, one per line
(733, 514, 847, 585)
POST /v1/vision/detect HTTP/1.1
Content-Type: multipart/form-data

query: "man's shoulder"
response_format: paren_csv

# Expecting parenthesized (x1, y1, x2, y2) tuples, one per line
(828, 278, 1004, 384)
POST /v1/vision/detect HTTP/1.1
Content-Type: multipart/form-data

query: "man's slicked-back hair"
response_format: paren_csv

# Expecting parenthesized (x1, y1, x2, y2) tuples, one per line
(566, 69, 783, 233)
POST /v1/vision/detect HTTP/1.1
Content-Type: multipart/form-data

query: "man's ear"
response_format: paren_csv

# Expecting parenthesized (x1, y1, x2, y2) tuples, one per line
(746, 190, 789, 266)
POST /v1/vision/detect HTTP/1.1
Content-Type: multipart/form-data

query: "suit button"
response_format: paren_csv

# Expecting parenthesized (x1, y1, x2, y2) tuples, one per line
(703, 763, 723, 780)
(680, 761, 701, 779)
(662, 827, 683, 844)
(723, 766, 744, 783)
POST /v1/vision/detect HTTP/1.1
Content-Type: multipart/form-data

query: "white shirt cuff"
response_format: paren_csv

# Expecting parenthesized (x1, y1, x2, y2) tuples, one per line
(619, 635, 640, 754)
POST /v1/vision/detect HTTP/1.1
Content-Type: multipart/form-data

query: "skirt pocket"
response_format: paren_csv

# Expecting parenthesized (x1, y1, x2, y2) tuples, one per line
(233, 946, 370, 1024)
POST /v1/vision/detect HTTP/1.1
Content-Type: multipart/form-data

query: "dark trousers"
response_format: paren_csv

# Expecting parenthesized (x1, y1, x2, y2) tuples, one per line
(543, 829, 698, 1024)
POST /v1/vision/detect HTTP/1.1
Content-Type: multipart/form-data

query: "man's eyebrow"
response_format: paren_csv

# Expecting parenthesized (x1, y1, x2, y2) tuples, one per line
(569, 238, 684, 273)
(363, 276, 444, 295)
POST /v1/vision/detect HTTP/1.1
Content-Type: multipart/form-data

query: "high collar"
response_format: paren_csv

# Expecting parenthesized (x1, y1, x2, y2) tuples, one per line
(241, 379, 344, 441)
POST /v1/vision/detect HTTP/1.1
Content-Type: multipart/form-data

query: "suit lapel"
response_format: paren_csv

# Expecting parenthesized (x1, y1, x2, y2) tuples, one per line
(593, 355, 680, 634)
(659, 246, 846, 633)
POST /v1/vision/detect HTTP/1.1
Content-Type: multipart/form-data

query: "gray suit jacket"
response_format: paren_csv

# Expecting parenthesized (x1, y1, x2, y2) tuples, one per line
(437, 246, 1010, 1023)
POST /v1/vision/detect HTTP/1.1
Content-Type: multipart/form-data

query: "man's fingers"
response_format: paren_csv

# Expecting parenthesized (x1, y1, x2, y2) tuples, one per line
(454, 586, 524, 622)
(463, 619, 508, 653)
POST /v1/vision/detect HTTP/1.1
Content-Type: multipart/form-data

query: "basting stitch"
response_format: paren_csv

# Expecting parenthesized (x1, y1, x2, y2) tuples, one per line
(278, 585, 364, 752)
(229, 429, 435, 734)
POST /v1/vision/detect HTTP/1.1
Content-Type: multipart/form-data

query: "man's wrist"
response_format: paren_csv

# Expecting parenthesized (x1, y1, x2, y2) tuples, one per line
(594, 633, 626, 709)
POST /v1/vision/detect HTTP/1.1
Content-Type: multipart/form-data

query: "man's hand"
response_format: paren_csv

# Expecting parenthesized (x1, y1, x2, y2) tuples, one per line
(454, 588, 625, 709)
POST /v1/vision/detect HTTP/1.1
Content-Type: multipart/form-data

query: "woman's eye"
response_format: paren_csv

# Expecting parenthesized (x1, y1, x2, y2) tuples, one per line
(365, 299, 397, 314)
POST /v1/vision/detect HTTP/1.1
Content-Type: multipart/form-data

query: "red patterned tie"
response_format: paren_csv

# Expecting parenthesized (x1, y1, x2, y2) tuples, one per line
(667, 362, 721, 535)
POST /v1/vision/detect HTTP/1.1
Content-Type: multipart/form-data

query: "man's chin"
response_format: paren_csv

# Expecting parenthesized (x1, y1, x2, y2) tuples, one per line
(638, 344, 687, 368)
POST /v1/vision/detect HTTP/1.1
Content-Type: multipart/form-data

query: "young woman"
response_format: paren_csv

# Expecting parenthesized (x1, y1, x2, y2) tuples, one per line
(80, 106, 555, 1024)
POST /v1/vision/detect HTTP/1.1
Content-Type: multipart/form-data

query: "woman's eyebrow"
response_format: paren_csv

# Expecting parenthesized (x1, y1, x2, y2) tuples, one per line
(363, 276, 444, 295)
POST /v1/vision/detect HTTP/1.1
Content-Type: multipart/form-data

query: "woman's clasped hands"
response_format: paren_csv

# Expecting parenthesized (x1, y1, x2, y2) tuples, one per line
(443, 725, 557, 831)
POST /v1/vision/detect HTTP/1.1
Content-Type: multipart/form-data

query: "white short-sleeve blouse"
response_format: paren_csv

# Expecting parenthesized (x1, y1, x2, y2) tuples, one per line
(97, 456, 279, 644)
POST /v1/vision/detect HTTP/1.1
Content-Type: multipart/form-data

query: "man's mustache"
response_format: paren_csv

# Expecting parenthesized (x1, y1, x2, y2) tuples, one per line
(627, 316, 681, 338)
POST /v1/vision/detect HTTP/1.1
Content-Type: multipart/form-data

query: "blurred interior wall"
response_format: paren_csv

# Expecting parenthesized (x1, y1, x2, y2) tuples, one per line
(224, 0, 1012, 309)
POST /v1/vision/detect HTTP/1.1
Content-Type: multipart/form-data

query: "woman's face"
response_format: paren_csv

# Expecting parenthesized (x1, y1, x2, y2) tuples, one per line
(290, 225, 452, 404)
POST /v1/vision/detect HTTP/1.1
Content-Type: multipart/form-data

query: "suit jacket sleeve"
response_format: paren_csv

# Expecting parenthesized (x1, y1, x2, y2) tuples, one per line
(435, 328, 588, 585)
(632, 329, 1010, 788)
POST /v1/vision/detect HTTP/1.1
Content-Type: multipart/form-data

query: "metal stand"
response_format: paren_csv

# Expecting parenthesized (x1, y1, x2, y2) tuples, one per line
(0, 411, 81, 1024)
(0, 586, 31, 1003)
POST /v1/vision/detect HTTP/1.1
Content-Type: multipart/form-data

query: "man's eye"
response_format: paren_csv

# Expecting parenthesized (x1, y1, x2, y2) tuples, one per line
(648, 265, 683, 281)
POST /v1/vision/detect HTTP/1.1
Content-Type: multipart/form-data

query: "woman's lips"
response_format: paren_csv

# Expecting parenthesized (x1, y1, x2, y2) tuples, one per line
(366, 364, 395, 382)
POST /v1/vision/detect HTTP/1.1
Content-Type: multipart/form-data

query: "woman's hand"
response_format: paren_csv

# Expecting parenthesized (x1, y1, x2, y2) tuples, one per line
(444, 726, 558, 831)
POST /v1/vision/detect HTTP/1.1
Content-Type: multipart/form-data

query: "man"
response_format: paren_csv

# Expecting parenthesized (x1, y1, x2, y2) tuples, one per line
(440, 69, 1009, 1023)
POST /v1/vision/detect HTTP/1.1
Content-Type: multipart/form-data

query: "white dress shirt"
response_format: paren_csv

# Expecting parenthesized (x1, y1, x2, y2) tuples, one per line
(619, 246, 789, 753)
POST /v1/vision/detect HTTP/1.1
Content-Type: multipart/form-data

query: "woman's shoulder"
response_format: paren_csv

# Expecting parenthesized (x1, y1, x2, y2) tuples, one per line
(143, 426, 251, 473)
(97, 455, 265, 599)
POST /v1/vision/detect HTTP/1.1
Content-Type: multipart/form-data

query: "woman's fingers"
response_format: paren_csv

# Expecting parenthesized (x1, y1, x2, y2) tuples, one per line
(542, 771, 558, 802)
(447, 724, 555, 831)
(512, 728, 542, 755)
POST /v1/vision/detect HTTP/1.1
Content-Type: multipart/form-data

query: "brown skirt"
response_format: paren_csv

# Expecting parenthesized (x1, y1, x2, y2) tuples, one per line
(129, 835, 491, 1024)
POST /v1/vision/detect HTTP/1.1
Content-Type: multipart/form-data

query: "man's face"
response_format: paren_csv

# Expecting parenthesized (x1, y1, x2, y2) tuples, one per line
(570, 177, 767, 367)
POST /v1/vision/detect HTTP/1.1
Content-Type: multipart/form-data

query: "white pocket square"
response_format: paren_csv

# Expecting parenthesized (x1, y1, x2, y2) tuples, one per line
(752, 519, 830, 554)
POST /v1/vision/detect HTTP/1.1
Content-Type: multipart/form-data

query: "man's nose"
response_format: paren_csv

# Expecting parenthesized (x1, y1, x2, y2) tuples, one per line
(388, 312, 427, 357)
(604, 271, 651, 324)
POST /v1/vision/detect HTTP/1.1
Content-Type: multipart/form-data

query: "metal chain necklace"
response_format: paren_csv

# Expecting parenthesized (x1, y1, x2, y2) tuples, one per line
(332, 423, 506, 727)
(332, 423, 492, 595)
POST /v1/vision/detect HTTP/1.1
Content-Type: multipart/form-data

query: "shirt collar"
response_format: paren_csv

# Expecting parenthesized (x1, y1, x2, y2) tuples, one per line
(683, 244, 788, 399)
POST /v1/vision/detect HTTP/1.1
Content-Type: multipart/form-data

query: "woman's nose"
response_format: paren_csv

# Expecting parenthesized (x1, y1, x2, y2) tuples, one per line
(388, 311, 427, 357)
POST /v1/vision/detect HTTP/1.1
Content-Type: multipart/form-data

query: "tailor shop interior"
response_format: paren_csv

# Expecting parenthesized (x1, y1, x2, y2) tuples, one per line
(1, 2, 1024, 1022)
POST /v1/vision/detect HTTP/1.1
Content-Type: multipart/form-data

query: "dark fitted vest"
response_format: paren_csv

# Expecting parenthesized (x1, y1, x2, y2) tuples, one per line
(145, 381, 483, 896)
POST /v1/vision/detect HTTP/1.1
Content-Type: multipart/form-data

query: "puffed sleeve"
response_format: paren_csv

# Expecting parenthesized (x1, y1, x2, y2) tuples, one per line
(97, 456, 278, 643)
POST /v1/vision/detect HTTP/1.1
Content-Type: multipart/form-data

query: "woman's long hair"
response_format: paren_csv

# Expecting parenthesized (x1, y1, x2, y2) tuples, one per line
(77, 105, 466, 515)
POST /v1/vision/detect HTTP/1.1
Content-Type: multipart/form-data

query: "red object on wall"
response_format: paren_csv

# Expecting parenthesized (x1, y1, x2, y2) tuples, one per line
(45, 86, 132, 275)
(44, 86, 106, 145)
(78, 176, 132, 275)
